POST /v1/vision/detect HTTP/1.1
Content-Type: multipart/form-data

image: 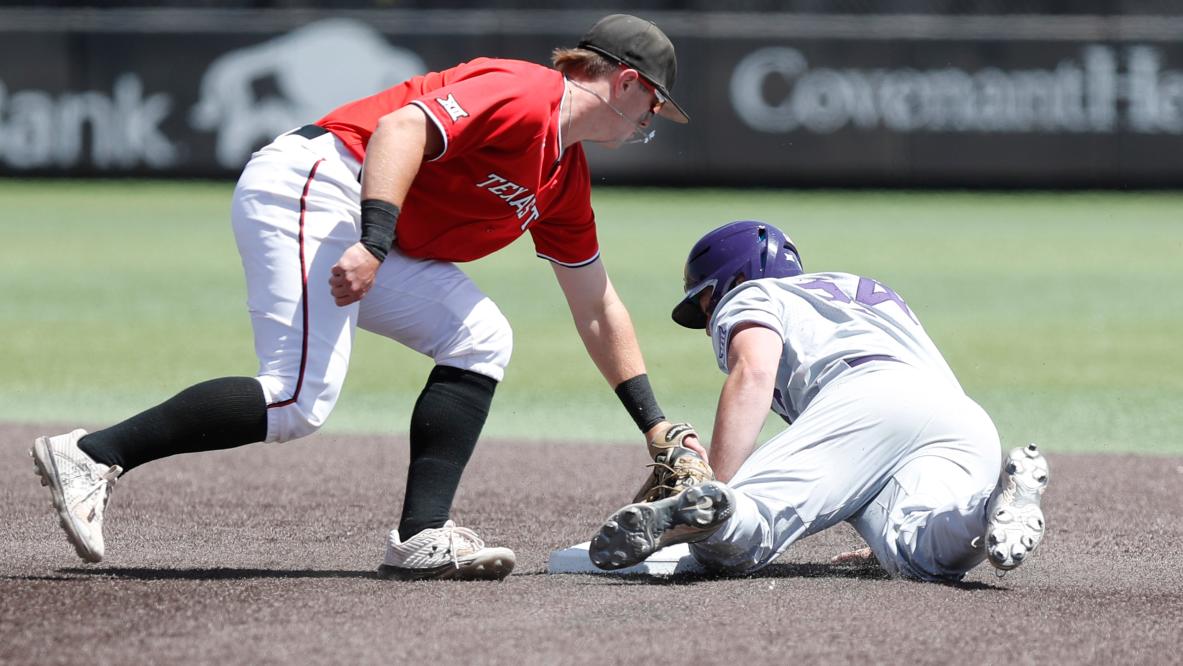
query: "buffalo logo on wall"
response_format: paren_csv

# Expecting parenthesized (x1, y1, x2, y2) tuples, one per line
(190, 18, 426, 168)
(730, 45, 1183, 135)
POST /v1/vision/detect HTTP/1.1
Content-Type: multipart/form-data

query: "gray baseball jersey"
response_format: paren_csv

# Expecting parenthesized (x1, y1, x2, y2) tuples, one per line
(710, 272, 961, 423)
(697, 271, 1000, 581)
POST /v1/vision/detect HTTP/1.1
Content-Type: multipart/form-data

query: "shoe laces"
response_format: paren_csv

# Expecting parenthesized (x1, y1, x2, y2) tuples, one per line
(60, 455, 118, 501)
(441, 520, 485, 569)
(98, 466, 121, 511)
(642, 460, 681, 497)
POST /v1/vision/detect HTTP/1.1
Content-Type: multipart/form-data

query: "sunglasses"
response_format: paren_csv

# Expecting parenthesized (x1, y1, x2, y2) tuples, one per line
(619, 64, 667, 115)
(636, 76, 668, 113)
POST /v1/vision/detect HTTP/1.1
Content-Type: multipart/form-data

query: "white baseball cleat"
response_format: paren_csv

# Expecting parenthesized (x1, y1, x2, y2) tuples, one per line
(30, 429, 122, 563)
(985, 443, 1049, 573)
(377, 520, 515, 581)
(589, 481, 735, 571)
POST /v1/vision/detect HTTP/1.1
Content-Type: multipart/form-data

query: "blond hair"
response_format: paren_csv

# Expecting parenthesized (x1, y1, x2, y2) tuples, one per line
(551, 47, 618, 81)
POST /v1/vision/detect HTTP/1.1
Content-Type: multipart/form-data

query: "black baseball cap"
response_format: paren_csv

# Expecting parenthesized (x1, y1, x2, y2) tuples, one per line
(577, 14, 690, 124)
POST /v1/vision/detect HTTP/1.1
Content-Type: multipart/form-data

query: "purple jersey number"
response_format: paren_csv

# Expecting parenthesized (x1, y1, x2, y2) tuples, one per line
(798, 276, 916, 323)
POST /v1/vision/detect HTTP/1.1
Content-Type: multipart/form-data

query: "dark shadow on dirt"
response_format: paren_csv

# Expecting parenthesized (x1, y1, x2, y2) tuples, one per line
(51, 567, 376, 581)
(0, 574, 96, 582)
(763, 562, 1001, 590)
(758, 562, 893, 580)
(540, 561, 1002, 590)
(537, 562, 895, 585)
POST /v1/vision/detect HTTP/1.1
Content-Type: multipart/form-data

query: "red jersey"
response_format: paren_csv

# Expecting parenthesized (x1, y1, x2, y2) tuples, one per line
(318, 58, 598, 266)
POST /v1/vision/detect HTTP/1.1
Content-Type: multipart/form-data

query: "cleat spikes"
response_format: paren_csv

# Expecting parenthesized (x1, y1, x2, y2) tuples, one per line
(621, 508, 644, 529)
(984, 444, 1049, 572)
(589, 482, 735, 571)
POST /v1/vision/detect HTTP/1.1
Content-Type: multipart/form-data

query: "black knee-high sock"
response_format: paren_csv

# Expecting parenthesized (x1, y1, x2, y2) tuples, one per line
(398, 365, 497, 541)
(78, 377, 268, 473)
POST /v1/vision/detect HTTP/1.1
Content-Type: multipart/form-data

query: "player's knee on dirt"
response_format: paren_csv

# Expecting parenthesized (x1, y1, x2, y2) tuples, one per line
(434, 298, 513, 382)
(254, 375, 335, 442)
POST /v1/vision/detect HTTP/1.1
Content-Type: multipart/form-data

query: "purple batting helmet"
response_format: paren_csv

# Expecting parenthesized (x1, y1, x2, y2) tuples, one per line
(671, 220, 803, 329)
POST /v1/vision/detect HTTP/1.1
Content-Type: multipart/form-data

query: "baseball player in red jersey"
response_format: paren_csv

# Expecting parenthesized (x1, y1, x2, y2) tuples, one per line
(30, 14, 701, 580)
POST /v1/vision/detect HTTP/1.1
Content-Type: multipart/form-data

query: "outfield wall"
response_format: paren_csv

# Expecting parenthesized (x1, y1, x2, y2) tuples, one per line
(2, 9, 1182, 187)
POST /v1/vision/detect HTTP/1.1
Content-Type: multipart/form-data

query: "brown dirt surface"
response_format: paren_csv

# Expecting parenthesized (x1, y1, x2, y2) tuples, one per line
(4, 422, 1182, 665)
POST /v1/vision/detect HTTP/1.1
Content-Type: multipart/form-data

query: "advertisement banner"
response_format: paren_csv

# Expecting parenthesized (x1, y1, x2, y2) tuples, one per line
(1, 11, 1180, 186)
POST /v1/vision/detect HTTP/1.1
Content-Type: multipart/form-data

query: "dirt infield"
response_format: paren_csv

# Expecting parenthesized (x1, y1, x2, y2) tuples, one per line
(4, 422, 1181, 665)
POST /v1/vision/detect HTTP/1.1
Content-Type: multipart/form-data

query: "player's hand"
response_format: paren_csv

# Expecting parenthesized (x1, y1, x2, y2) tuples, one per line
(329, 242, 380, 306)
(830, 547, 875, 565)
(633, 421, 714, 503)
(645, 420, 709, 460)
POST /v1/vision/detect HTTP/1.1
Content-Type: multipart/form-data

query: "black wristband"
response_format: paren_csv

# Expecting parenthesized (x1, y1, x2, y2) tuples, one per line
(614, 374, 665, 432)
(359, 199, 399, 263)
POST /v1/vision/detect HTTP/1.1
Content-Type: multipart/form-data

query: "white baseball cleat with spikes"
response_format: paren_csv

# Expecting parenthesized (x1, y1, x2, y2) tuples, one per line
(377, 520, 515, 581)
(985, 443, 1049, 573)
(30, 429, 122, 563)
(589, 481, 735, 571)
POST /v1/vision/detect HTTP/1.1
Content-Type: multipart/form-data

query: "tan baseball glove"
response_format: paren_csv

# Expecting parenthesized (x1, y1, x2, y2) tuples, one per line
(633, 422, 715, 503)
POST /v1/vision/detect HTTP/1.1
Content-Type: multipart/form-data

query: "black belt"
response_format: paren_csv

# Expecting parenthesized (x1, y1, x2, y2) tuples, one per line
(289, 124, 329, 140)
(845, 354, 897, 368)
(287, 124, 362, 182)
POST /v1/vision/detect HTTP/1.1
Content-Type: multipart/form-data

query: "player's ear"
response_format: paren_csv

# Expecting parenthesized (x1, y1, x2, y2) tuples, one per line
(613, 67, 639, 95)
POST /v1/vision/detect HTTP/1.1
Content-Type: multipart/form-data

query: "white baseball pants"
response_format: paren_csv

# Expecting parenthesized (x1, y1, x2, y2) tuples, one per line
(692, 362, 1002, 582)
(230, 130, 512, 443)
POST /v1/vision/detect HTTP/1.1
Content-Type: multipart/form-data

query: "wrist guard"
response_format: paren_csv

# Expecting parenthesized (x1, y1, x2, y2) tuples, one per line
(359, 199, 399, 262)
(615, 374, 665, 432)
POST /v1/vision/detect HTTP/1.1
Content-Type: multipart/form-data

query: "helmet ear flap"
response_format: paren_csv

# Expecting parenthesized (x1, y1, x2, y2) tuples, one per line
(708, 271, 745, 316)
(673, 220, 801, 329)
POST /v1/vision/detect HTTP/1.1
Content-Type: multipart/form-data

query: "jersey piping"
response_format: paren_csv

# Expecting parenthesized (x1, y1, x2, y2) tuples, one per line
(536, 250, 601, 268)
(409, 100, 448, 162)
(267, 158, 323, 410)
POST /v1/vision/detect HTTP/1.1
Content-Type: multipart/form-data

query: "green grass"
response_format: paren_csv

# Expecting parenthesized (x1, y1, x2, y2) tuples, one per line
(3, 181, 1180, 455)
